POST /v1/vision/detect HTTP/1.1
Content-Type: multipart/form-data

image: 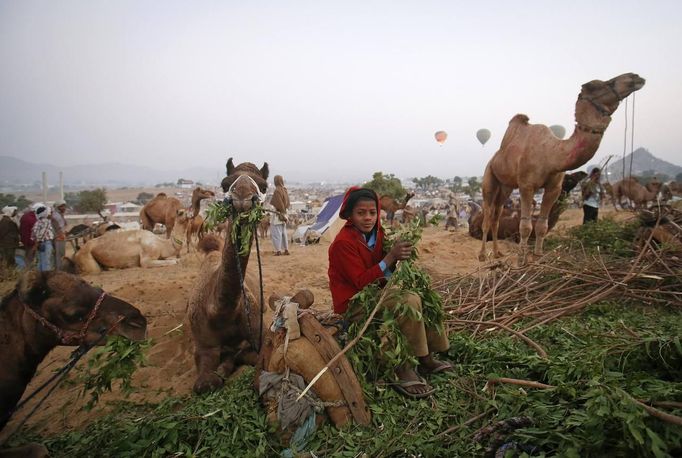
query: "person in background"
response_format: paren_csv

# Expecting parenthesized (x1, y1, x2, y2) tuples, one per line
(269, 175, 291, 256)
(581, 167, 604, 224)
(31, 206, 55, 271)
(328, 187, 452, 399)
(52, 199, 68, 270)
(19, 203, 41, 267)
(0, 206, 20, 268)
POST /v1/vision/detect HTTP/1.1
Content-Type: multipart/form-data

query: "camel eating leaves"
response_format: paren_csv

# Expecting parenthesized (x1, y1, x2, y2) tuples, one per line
(0, 271, 147, 455)
(187, 158, 269, 394)
(479, 73, 646, 262)
(65, 209, 190, 274)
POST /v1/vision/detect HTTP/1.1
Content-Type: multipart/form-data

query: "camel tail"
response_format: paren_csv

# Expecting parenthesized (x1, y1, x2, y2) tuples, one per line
(500, 114, 530, 150)
(198, 234, 223, 254)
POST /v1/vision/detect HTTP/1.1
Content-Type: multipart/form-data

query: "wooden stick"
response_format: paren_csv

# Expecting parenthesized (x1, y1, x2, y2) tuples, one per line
(487, 377, 555, 390)
(451, 319, 548, 359)
(435, 409, 493, 438)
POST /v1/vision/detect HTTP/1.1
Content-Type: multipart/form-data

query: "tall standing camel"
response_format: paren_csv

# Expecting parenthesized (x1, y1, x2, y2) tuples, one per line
(186, 187, 216, 250)
(139, 193, 182, 238)
(187, 158, 269, 394)
(1, 271, 147, 456)
(380, 192, 415, 223)
(479, 73, 646, 262)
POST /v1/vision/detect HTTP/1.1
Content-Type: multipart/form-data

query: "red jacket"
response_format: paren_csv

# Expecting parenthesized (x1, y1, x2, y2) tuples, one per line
(19, 211, 37, 248)
(328, 187, 386, 314)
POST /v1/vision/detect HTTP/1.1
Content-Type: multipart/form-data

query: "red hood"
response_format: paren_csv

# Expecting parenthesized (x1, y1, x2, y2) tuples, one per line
(338, 186, 382, 232)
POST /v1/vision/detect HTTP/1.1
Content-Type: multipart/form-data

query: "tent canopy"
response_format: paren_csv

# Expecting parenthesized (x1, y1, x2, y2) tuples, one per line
(305, 194, 345, 243)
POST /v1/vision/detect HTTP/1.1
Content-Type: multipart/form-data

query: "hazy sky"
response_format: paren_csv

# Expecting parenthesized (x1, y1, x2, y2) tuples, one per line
(1, 1, 680, 183)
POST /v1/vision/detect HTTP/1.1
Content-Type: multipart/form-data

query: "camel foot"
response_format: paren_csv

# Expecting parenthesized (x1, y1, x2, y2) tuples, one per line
(193, 372, 224, 394)
(216, 359, 236, 379)
(478, 252, 488, 262)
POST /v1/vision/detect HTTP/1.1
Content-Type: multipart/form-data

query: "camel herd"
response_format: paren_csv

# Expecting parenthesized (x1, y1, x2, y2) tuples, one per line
(7, 72, 682, 455)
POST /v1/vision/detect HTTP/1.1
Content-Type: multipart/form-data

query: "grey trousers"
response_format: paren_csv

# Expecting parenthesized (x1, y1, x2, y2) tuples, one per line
(270, 224, 289, 252)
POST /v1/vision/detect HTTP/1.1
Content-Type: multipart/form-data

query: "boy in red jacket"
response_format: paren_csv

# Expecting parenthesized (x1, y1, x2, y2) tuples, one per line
(328, 187, 451, 398)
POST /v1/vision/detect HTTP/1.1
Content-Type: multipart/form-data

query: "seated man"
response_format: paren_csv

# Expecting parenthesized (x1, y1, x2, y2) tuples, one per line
(328, 187, 452, 398)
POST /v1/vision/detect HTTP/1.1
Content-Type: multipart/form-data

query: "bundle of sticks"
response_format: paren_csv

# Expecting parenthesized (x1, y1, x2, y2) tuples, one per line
(437, 240, 681, 344)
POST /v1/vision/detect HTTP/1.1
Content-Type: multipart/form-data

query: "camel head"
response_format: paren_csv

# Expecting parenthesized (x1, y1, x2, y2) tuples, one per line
(578, 73, 645, 128)
(562, 171, 588, 194)
(192, 186, 215, 204)
(16, 271, 147, 345)
(221, 157, 269, 213)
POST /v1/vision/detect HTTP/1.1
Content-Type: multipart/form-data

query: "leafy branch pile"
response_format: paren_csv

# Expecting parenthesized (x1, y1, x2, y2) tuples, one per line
(203, 201, 265, 256)
(10, 303, 682, 457)
(76, 336, 151, 411)
(347, 220, 444, 382)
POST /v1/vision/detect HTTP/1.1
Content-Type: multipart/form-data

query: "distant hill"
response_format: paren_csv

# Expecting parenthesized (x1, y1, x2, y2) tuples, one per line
(0, 156, 220, 187)
(603, 148, 682, 180)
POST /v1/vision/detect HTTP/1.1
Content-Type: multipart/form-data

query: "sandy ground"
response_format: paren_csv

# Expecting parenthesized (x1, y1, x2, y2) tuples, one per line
(1, 207, 628, 439)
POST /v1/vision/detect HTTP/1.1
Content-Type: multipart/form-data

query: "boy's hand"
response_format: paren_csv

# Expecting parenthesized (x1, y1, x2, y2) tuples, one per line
(384, 240, 413, 266)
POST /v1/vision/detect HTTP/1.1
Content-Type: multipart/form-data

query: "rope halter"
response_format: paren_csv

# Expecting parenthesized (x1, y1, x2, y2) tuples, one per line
(23, 291, 108, 346)
(226, 174, 266, 205)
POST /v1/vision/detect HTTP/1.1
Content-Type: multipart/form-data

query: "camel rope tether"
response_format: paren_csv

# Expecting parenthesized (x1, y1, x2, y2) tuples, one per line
(629, 92, 636, 179)
(232, 219, 264, 354)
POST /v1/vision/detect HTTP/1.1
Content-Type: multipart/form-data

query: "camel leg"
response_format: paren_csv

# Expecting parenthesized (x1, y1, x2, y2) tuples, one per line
(490, 203, 505, 258)
(140, 258, 178, 268)
(518, 187, 535, 265)
(193, 345, 224, 394)
(534, 179, 562, 256)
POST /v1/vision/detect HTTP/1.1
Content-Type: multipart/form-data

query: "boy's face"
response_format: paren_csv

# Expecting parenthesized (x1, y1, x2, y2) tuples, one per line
(350, 199, 378, 234)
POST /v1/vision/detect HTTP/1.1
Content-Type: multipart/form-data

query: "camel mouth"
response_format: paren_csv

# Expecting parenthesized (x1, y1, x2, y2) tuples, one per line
(632, 77, 646, 91)
(231, 198, 256, 213)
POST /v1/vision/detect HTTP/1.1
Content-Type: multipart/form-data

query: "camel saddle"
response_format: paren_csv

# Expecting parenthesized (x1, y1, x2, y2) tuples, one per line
(258, 291, 371, 427)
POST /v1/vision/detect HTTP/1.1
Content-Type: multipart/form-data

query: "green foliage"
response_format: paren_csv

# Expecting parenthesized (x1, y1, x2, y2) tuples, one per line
(203, 201, 265, 256)
(412, 175, 443, 190)
(428, 213, 444, 226)
(9, 303, 682, 457)
(76, 188, 107, 214)
(135, 192, 155, 205)
(63, 192, 80, 209)
(546, 217, 640, 257)
(0, 193, 31, 210)
(451, 176, 463, 193)
(363, 171, 406, 199)
(77, 336, 152, 410)
(465, 176, 481, 195)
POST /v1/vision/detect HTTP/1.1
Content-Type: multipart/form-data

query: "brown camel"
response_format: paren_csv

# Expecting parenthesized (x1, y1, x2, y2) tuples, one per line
(258, 217, 270, 239)
(380, 192, 415, 223)
(139, 192, 182, 238)
(469, 171, 587, 241)
(608, 177, 662, 210)
(668, 181, 682, 197)
(0, 271, 147, 456)
(479, 73, 646, 262)
(185, 187, 216, 251)
(64, 209, 189, 274)
(187, 158, 269, 394)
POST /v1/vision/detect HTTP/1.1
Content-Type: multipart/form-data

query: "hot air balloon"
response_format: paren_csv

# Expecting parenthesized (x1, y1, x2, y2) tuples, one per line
(434, 131, 448, 145)
(549, 125, 566, 139)
(476, 128, 491, 146)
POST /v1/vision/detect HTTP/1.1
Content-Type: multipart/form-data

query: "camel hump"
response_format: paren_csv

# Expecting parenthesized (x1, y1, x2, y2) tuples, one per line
(155, 192, 167, 198)
(500, 114, 530, 150)
(197, 234, 223, 253)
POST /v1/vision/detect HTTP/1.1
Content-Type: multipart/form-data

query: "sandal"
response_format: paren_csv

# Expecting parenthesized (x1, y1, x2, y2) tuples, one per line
(392, 376, 436, 399)
(419, 359, 454, 375)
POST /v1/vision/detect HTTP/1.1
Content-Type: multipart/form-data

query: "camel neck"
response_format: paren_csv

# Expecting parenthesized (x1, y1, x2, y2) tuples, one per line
(552, 127, 607, 173)
(218, 221, 252, 310)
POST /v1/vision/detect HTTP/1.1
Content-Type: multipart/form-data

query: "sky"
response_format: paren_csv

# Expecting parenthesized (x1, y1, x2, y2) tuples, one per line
(1, 0, 680, 184)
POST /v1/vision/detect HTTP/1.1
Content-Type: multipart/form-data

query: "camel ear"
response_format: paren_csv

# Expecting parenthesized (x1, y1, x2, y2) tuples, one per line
(17, 270, 50, 308)
(260, 162, 269, 181)
(226, 158, 235, 177)
(581, 80, 603, 92)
